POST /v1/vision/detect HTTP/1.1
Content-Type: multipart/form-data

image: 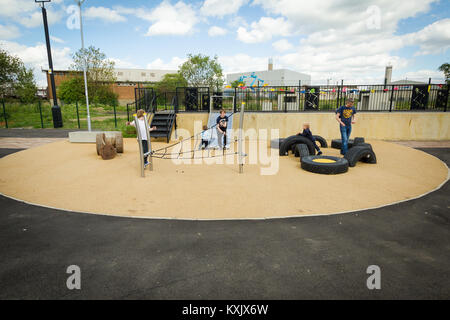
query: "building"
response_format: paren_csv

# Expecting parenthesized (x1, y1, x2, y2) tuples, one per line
(226, 59, 311, 87)
(43, 68, 176, 104)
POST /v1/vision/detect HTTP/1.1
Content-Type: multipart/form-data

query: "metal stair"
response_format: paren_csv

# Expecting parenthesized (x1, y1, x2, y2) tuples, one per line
(150, 111, 176, 143)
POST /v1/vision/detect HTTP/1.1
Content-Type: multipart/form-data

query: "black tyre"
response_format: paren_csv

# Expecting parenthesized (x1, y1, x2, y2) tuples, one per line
(312, 135, 328, 148)
(353, 137, 365, 147)
(270, 138, 285, 149)
(355, 142, 373, 150)
(301, 156, 349, 174)
(295, 144, 310, 159)
(344, 146, 377, 167)
(280, 135, 316, 156)
(291, 143, 300, 154)
(331, 139, 354, 149)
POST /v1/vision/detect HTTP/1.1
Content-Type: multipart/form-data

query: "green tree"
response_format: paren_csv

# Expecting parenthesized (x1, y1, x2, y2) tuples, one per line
(57, 77, 85, 103)
(153, 73, 187, 92)
(179, 54, 224, 91)
(438, 63, 450, 86)
(0, 48, 37, 102)
(231, 79, 244, 88)
(70, 46, 117, 104)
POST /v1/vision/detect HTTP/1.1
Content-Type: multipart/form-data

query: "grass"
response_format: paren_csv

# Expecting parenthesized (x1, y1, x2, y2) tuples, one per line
(0, 101, 136, 137)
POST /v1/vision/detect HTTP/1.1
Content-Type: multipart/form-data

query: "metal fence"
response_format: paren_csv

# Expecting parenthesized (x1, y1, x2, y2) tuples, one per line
(136, 84, 447, 113)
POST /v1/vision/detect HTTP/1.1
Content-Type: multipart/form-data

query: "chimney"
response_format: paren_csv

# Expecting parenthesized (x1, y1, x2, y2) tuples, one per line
(268, 57, 273, 71)
(384, 64, 392, 84)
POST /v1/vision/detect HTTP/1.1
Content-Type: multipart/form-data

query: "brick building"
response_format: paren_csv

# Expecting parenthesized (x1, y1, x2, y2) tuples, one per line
(43, 68, 176, 105)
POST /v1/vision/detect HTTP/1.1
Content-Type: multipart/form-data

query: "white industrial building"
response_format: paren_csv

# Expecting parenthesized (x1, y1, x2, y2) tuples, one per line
(114, 68, 176, 83)
(226, 59, 311, 87)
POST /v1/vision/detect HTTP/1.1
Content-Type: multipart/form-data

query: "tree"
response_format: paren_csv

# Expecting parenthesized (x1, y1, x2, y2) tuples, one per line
(70, 46, 116, 103)
(153, 73, 187, 92)
(179, 54, 224, 91)
(0, 48, 37, 102)
(231, 79, 244, 88)
(438, 63, 450, 86)
(57, 77, 85, 103)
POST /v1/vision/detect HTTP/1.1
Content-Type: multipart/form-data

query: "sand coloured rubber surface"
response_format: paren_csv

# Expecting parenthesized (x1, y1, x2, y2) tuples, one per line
(0, 139, 447, 219)
(312, 158, 336, 163)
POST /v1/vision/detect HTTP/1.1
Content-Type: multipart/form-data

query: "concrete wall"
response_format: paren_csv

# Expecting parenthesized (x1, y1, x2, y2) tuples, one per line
(175, 112, 450, 141)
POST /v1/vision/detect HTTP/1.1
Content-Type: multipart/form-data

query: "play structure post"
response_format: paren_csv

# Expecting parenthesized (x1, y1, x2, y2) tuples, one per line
(38, 100, 44, 128)
(1, 99, 7, 128)
(238, 102, 245, 174)
(135, 114, 145, 178)
(143, 113, 153, 172)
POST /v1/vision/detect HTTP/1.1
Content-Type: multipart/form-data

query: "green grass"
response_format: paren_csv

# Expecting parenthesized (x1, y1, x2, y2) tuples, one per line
(0, 101, 135, 137)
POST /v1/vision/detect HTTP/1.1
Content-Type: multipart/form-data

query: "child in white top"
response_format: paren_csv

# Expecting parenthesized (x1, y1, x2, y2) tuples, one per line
(126, 109, 156, 165)
(201, 125, 211, 149)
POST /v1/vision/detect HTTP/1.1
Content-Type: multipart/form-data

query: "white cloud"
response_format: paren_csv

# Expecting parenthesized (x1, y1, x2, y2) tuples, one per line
(84, 6, 126, 23)
(0, 40, 72, 86)
(237, 17, 293, 43)
(403, 19, 450, 55)
(118, 1, 198, 36)
(208, 26, 228, 37)
(219, 54, 268, 74)
(0, 24, 21, 40)
(272, 39, 293, 52)
(253, 0, 437, 33)
(50, 35, 65, 44)
(110, 58, 141, 69)
(201, 0, 248, 17)
(0, 0, 36, 18)
(396, 69, 444, 82)
(146, 57, 186, 70)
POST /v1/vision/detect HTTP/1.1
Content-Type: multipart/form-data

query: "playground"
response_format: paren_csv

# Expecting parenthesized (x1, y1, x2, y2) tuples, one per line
(0, 136, 447, 219)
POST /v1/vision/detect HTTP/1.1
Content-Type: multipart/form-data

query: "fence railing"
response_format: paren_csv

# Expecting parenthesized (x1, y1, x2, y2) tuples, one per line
(0, 99, 129, 131)
(150, 84, 448, 113)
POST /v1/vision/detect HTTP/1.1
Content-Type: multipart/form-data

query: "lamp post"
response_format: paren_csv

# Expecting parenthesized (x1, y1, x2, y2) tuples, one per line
(75, 0, 91, 131)
(35, 0, 63, 128)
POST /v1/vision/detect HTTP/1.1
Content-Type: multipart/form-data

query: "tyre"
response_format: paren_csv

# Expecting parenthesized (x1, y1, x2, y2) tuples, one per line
(280, 135, 316, 156)
(355, 142, 372, 150)
(96, 133, 105, 156)
(115, 133, 124, 153)
(331, 139, 354, 150)
(270, 138, 285, 149)
(301, 155, 349, 174)
(312, 135, 328, 148)
(295, 144, 310, 159)
(344, 146, 377, 167)
(353, 137, 365, 146)
(291, 143, 299, 154)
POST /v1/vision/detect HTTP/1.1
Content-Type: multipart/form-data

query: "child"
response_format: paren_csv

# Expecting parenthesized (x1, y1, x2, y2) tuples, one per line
(216, 109, 228, 149)
(126, 109, 156, 166)
(335, 98, 356, 155)
(297, 123, 322, 155)
(200, 125, 211, 149)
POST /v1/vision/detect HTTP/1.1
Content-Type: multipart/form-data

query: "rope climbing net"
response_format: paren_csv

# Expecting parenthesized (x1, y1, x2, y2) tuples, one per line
(134, 102, 246, 177)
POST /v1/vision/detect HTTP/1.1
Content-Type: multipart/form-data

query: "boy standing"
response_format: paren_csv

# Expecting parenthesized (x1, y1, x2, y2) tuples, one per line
(216, 109, 229, 149)
(335, 98, 356, 155)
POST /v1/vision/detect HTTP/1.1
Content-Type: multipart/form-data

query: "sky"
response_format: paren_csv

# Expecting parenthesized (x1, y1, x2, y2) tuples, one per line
(0, 0, 449, 86)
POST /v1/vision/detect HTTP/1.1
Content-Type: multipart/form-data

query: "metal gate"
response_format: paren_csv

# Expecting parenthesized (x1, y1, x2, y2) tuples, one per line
(134, 87, 154, 112)
(411, 85, 429, 110)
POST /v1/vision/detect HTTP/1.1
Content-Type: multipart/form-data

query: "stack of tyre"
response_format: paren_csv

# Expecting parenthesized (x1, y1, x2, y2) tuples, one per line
(273, 135, 376, 175)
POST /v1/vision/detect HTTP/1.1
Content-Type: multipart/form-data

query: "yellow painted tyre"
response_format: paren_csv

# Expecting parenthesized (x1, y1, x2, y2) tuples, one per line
(301, 155, 349, 175)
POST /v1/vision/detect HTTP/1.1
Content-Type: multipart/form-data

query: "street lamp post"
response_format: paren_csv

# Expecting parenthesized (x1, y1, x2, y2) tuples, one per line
(35, 0, 63, 128)
(75, 0, 91, 131)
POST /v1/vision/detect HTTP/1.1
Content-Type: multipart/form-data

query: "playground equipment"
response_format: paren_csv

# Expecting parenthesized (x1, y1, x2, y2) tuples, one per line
(344, 145, 377, 167)
(238, 73, 265, 89)
(133, 102, 247, 177)
(301, 156, 349, 174)
(96, 132, 124, 159)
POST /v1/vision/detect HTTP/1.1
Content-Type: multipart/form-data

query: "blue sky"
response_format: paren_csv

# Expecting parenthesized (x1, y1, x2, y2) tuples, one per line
(0, 0, 449, 86)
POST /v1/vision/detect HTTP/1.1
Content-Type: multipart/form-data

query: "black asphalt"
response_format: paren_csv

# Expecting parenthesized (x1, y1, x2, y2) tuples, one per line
(0, 128, 78, 138)
(0, 146, 449, 299)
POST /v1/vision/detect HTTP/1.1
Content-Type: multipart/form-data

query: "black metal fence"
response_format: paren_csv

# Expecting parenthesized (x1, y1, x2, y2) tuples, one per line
(131, 84, 448, 113)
